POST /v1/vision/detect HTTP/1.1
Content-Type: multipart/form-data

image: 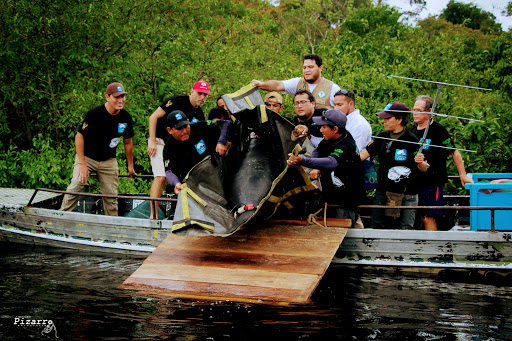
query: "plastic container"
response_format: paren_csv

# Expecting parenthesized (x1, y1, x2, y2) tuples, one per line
(465, 173, 512, 231)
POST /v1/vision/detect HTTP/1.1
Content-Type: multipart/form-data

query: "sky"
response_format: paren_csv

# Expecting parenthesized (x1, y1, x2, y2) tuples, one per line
(384, 0, 512, 31)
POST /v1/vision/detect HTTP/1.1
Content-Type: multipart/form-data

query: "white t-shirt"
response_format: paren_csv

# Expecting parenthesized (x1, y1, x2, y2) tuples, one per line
(346, 109, 372, 153)
(281, 77, 341, 108)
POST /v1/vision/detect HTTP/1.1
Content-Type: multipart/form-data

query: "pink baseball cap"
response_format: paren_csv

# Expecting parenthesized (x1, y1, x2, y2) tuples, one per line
(192, 81, 211, 95)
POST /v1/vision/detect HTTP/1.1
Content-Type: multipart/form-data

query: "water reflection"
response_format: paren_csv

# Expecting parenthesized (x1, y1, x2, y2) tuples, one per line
(1, 243, 511, 340)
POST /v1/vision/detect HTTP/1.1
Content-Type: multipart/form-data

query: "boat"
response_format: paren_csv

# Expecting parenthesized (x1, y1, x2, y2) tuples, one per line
(1, 185, 511, 273)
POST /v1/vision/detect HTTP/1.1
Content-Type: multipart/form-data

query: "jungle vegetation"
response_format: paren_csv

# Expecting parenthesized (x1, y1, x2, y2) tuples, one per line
(1, 0, 511, 195)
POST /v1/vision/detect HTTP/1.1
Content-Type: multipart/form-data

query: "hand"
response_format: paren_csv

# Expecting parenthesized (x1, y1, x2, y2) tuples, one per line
(216, 143, 228, 156)
(460, 174, 474, 186)
(128, 166, 136, 179)
(251, 79, 262, 88)
(293, 124, 309, 137)
(414, 152, 425, 164)
(147, 140, 157, 157)
(286, 153, 302, 166)
(174, 183, 183, 195)
(77, 163, 89, 184)
(309, 169, 321, 180)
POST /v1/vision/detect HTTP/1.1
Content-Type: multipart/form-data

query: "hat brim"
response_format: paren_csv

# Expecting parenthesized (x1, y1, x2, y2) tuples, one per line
(174, 120, 190, 129)
(312, 116, 330, 126)
(377, 111, 394, 119)
(110, 91, 127, 97)
(193, 87, 211, 95)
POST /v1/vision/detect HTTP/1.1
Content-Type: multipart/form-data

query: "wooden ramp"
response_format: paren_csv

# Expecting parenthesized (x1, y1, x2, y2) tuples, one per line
(118, 224, 347, 305)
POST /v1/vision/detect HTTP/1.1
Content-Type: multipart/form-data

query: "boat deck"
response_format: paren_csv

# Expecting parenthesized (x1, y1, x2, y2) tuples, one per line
(0, 188, 61, 209)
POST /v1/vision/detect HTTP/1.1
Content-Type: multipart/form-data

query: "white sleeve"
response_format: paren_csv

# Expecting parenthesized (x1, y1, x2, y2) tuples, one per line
(281, 77, 301, 95)
(330, 83, 342, 107)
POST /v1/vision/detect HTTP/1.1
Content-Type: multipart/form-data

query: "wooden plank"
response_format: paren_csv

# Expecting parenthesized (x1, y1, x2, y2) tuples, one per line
(119, 224, 347, 304)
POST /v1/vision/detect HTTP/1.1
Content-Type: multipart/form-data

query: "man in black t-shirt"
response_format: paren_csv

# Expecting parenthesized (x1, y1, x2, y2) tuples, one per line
(412, 95, 473, 230)
(60, 82, 135, 216)
(360, 102, 428, 229)
(290, 90, 326, 147)
(147, 80, 210, 219)
(287, 109, 364, 227)
(163, 110, 232, 195)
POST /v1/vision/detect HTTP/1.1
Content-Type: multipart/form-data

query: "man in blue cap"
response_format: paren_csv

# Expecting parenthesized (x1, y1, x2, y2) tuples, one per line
(287, 109, 364, 227)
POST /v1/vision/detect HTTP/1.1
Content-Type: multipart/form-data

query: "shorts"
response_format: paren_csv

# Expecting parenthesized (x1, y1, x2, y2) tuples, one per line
(149, 138, 166, 177)
(418, 186, 444, 217)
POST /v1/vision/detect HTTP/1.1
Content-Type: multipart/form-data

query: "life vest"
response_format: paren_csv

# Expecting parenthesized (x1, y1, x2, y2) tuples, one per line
(296, 77, 334, 109)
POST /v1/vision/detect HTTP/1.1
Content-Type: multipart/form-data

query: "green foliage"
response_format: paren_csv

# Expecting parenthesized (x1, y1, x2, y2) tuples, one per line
(0, 0, 511, 198)
(440, 0, 502, 34)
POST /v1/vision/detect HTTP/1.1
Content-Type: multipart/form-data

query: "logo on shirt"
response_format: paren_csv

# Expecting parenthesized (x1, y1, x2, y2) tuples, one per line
(318, 90, 326, 99)
(195, 139, 206, 154)
(165, 101, 173, 107)
(118, 123, 127, 133)
(109, 137, 120, 148)
(331, 171, 344, 188)
(423, 139, 431, 150)
(332, 148, 343, 158)
(165, 159, 169, 167)
(81, 122, 88, 130)
(395, 149, 407, 161)
(191, 117, 199, 124)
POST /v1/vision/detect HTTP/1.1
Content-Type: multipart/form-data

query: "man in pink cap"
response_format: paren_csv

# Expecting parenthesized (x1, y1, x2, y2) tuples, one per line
(60, 82, 136, 216)
(147, 80, 210, 219)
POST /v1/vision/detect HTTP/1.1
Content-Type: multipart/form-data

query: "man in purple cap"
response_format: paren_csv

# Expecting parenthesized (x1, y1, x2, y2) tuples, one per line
(147, 80, 210, 219)
(287, 109, 364, 227)
(360, 102, 428, 229)
(60, 82, 135, 216)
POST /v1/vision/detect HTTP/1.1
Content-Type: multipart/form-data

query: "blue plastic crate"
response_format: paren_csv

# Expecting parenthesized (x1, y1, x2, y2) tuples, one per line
(465, 173, 512, 231)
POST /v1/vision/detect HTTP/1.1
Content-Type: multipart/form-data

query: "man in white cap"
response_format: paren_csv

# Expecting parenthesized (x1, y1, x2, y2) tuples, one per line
(287, 109, 364, 227)
(264, 91, 284, 114)
(60, 82, 135, 216)
(147, 80, 210, 219)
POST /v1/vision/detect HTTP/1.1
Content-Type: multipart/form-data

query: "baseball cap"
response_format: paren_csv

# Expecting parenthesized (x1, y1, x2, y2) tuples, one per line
(167, 110, 190, 129)
(192, 81, 211, 95)
(312, 109, 347, 128)
(106, 83, 127, 97)
(377, 102, 411, 119)
(264, 91, 283, 104)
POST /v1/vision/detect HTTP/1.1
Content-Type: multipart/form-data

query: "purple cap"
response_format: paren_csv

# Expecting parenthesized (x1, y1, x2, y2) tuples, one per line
(312, 109, 347, 128)
(377, 101, 411, 119)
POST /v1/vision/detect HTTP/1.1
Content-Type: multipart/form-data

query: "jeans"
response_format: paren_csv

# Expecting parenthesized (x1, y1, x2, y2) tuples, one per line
(370, 189, 418, 229)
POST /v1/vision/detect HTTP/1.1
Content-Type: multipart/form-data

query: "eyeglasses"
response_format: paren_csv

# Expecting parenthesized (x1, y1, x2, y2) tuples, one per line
(293, 100, 310, 107)
(337, 89, 355, 101)
(321, 113, 339, 127)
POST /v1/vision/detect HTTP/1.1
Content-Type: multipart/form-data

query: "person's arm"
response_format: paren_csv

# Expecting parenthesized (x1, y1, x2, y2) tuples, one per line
(148, 107, 167, 157)
(452, 150, 474, 186)
(214, 120, 232, 156)
(165, 169, 182, 194)
(123, 138, 136, 177)
(251, 79, 285, 92)
(360, 149, 370, 162)
(75, 132, 89, 184)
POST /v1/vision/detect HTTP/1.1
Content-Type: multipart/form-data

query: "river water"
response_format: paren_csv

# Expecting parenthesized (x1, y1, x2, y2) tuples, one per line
(1, 242, 512, 340)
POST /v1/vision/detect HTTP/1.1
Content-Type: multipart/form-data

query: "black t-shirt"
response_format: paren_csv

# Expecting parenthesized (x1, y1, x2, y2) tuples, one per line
(315, 132, 364, 209)
(411, 121, 455, 187)
(163, 121, 223, 182)
(78, 104, 134, 161)
(156, 95, 205, 140)
(291, 108, 325, 138)
(365, 130, 420, 194)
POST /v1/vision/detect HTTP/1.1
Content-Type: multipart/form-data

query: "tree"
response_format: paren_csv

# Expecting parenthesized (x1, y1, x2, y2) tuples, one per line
(440, 1, 502, 34)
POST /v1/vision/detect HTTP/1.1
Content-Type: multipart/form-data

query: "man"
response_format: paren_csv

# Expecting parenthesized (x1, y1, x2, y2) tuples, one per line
(147, 80, 210, 219)
(411, 95, 474, 230)
(333, 89, 371, 153)
(252, 54, 341, 109)
(287, 109, 364, 227)
(264, 91, 284, 114)
(60, 82, 135, 216)
(360, 102, 428, 229)
(163, 110, 232, 195)
(290, 90, 326, 147)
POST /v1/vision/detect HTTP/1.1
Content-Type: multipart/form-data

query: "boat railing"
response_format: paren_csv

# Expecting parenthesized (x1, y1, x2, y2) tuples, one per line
(27, 188, 177, 208)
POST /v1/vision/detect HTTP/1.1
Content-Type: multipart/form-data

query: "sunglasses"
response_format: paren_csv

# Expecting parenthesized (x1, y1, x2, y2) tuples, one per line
(338, 89, 355, 101)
